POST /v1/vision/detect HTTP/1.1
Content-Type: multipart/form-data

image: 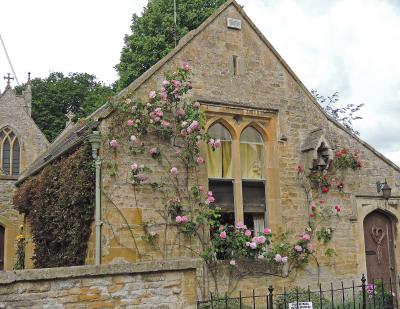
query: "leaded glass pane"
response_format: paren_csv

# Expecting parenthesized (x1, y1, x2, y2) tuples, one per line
(2, 139, 10, 175)
(12, 139, 20, 176)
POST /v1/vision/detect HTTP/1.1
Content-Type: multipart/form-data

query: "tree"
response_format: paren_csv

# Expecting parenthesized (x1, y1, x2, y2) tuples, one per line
(312, 90, 364, 135)
(17, 72, 114, 142)
(115, 0, 227, 91)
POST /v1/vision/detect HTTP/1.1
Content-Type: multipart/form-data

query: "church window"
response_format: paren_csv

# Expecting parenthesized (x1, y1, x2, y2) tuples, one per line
(206, 122, 267, 230)
(207, 123, 234, 224)
(240, 127, 266, 233)
(0, 127, 20, 176)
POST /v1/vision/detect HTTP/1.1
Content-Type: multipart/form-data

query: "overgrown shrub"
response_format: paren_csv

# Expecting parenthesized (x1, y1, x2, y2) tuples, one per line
(13, 144, 95, 268)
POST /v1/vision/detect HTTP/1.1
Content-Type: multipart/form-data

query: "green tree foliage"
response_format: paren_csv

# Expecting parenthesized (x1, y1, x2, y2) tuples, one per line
(17, 72, 114, 142)
(115, 0, 227, 90)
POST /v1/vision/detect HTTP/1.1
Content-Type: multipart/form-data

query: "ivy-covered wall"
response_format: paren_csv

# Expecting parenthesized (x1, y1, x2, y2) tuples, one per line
(13, 144, 95, 268)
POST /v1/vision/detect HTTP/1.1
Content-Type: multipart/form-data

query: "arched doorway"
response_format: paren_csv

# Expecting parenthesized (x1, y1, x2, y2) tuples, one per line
(0, 225, 4, 270)
(363, 210, 396, 284)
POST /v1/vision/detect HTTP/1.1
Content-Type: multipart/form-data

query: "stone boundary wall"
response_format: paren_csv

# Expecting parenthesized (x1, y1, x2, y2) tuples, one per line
(0, 259, 201, 309)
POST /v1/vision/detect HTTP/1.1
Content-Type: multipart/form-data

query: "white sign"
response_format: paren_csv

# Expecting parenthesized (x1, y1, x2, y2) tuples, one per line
(227, 17, 242, 30)
(289, 302, 313, 309)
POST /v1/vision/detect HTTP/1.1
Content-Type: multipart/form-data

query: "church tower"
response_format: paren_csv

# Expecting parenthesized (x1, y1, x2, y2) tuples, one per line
(0, 74, 49, 270)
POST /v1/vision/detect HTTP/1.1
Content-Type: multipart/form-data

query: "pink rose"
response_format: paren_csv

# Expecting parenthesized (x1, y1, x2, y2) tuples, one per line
(149, 147, 158, 156)
(257, 236, 266, 244)
(170, 167, 178, 176)
(245, 242, 251, 247)
(189, 120, 199, 130)
(229, 259, 236, 266)
(294, 245, 303, 253)
(219, 231, 227, 239)
(196, 156, 205, 164)
(161, 120, 170, 128)
(207, 191, 213, 197)
(130, 135, 137, 143)
(236, 223, 245, 229)
(109, 139, 118, 148)
(219, 226, 224, 231)
(193, 101, 200, 108)
(162, 80, 169, 86)
(127, 119, 134, 126)
(263, 228, 272, 235)
(208, 138, 215, 146)
(137, 174, 146, 182)
(307, 243, 314, 252)
(302, 234, 311, 241)
(206, 196, 215, 204)
(245, 230, 252, 237)
(130, 162, 138, 171)
(274, 254, 282, 263)
(213, 139, 221, 148)
(149, 90, 156, 99)
(182, 62, 190, 71)
(177, 109, 185, 117)
(175, 216, 183, 223)
(281, 256, 288, 263)
(181, 215, 189, 223)
(249, 242, 257, 249)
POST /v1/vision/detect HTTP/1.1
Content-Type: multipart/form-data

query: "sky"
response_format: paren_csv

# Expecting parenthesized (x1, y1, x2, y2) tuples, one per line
(1, 0, 399, 165)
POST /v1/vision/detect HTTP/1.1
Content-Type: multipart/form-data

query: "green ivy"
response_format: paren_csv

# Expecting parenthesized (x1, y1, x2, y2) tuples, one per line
(13, 144, 95, 268)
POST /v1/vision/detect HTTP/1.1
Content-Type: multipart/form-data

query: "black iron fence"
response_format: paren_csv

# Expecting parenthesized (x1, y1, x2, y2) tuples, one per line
(197, 275, 400, 309)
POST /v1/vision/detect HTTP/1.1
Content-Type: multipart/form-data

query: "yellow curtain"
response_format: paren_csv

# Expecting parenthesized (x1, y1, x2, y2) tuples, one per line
(206, 142, 232, 178)
(240, 143, 264, 179)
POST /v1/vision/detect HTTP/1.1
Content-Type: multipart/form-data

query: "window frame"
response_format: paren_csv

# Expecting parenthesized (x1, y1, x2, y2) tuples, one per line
(204, 116, 272, 228)
(0, 127, 21, 177)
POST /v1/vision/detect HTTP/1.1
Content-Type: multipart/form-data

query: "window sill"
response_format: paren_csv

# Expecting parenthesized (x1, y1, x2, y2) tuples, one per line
(0, 175, 18, 181)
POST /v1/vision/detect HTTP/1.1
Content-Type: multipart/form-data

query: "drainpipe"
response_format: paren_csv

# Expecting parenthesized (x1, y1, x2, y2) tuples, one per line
(88, 131, 102, 265)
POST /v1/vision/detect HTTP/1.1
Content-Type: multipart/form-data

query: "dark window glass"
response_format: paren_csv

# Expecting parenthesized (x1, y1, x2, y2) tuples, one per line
(12, 139, 20, 176)
(2, 139, 10, 175)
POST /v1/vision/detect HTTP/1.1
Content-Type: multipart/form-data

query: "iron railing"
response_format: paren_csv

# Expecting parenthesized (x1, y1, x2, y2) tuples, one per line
(197, 275, 399, 309)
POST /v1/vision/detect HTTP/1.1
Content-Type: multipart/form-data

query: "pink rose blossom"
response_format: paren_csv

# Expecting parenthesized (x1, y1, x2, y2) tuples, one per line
(162, 80, 170, 86)
(281, 256, 288, 263)
(177, 109, 185, 117)
(294, 245, 303, 253)
(130, 135, 137, 143)
(109, 139, 118, 148)
(207, 191, 213, 197)
(182, 62, 190, 71)
(206, 196, 215, 204)
(149, 91, 156, 99)
(127, 119, 134, 126)
(208, 138, 215, 146)
(219, 226, 224, 231)
(181, 216, 189, 223)
(229, 259, 236, 266)
(274, 254, 282, 263)
(175, 148, 181, 155)
(307, 243, 314, 252)
(302, 234, 311, 241)
(193, 101, 200, 108)
(186, 127, 193, 134)
(161, 120, 170, 128)
(137, 174, 146, 182)
(219, 231, 227, 239)
(257, 236, 266, 244)
(213, 139, 221, 148)
(189, 120, 199, 130)
(236, 223, 245, 229)
(196, 156, 205, 164)
(130, 163, 138, 171)
(160, 89, 168, 101)
(175, 216, 183, 223)
(154, 116, 161, 123)
(245, 230, 252, 237)
(181, 121, 188, 127)
(263, 228, 272, 235)
(149, 147, 158, 156)
(249, 242, 257, 249)
(245, 242, 251, 247)
(170, 167, 178, 176)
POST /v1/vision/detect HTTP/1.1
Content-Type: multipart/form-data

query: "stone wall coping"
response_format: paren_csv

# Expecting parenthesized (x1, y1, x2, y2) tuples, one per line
(0, 259, 203, 285)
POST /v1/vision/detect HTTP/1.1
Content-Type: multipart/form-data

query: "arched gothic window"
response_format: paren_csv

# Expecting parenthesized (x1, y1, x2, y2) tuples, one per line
(0, 127, 20, 176)
(240, 127, 266, 233)
(207, 123, 232, 178)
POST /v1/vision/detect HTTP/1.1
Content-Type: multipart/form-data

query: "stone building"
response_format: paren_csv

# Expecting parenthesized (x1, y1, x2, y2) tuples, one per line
(0, 75, 49, 271)
(6, 0, 400, 306)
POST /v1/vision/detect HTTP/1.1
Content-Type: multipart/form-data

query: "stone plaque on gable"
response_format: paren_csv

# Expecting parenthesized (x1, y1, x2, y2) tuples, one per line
(227, 17, 242, 30)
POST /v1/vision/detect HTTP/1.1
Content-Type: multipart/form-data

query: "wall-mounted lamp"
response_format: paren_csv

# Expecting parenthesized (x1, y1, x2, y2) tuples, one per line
(376, 179, 392, 200)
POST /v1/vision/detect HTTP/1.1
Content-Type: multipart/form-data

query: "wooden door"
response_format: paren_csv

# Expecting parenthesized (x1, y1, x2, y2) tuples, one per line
(0, 226, 4, 270)
(364, 211, 396, 285)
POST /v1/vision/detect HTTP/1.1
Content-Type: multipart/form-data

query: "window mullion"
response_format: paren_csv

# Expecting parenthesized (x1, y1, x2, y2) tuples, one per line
(231, 138, 243, 224)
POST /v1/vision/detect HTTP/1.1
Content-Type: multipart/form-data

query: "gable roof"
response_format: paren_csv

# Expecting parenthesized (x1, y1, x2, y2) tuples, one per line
(17, 0, 400, 184)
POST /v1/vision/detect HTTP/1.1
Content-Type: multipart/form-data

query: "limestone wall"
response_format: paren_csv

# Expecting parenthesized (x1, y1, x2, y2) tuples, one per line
(0, 259, 199, 309)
